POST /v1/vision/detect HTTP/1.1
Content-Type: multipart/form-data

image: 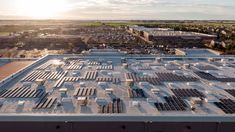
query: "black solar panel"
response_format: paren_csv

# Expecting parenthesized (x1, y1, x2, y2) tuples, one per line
(0, 86, 44, 98)
(73, 88, 96, 97)
(128, 88, 146, 98)
(214, 99, 235, 114)
(171, 89, 205, 98)
(125, 73, 162, 85)
(155, 72, 198, 82)
(34, 97, 57, 109)
(96, 77, 120, 84)
(84, 71, 98, 80)
(154, 96, 187, 111)
(23, 71, 68, 81)
(195, 71, 235, 82)
(224, 89, 235, 97)
(98, 98, 124, 113)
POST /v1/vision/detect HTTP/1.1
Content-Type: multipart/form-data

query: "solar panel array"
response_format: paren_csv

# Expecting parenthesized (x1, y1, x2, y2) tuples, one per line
(154, 96, 187, 111)
(171, 89, 205, 98)
(195, 71, 235, 82)
(155, 72, 198, 82)
(125, 73, 162, 85)
(0, 86, 44, 98)
(73, 88, 96, 97)
(23, 71, 68, 81)
(96, 77, 120, 84)
(98, 98, 123, 114)
(83, 71, 98, 80)
(66, 64, 83, 70)
(64, 77, 83, 82)
(53, 77, 66, 88)
(128, 88, 146, 98)
(88, 61, 100, 65)
(224, 89, 235, 97)
(214, 99, 235, 114)
(33, 97, 57, 109)
(36, 62, 51, 70)
(96, 65, 113, 70)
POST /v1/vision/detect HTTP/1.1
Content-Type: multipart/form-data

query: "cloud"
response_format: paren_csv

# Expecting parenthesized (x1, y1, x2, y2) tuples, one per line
(0, 0, 235, 19)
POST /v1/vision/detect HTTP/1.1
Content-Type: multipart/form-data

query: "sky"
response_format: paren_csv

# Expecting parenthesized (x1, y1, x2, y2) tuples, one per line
(0, 0, 234, 20)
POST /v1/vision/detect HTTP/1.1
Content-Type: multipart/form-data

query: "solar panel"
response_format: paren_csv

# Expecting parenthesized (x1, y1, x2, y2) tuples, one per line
(88, 61, 100, 65)
(195, 71, 235, 82)
(214, 99, 235, 114)
(224, 89, 235, 97)
(23, 71, 68, 81)
(73, 88, 96, 97)
(36, 62, 51, 70)
(84, 71, 98, 80)
(154, 96, 187, 111)
(96, 77, 120, 84)
(34, 97, 57, 109)
(171, 89, 205, 98)
(0, 86, 43, 98)
(155, 72, 198, 82)
(96, 65, 113, 70)
(66, 64, 83, 70)
(128, 88, 146, 98)
(98, 98, 124, 114)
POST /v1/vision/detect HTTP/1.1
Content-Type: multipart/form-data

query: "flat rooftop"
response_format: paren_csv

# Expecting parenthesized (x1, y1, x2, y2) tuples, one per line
(0, 60, 34, 81)
(130, 26, 216, 38)
(0, 52, 235, 122)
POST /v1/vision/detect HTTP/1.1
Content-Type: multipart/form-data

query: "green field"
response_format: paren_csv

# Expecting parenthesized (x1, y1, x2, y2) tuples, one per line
(0, 32, 9, 36)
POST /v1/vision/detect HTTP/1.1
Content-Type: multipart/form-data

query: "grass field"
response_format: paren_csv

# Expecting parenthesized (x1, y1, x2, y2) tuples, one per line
(0, 32, 9, 36)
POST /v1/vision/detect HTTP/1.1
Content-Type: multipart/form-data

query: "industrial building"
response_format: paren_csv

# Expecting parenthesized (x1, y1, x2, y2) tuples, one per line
(128, 26, 217, 48)
(0, 49, 235, 132)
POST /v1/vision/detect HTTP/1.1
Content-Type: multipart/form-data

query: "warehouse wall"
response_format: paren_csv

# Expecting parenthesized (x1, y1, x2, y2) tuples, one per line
(0, 122, 234, 132)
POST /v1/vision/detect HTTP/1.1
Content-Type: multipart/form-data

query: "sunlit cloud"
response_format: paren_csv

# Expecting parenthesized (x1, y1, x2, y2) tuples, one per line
(0, 0, 234, 19)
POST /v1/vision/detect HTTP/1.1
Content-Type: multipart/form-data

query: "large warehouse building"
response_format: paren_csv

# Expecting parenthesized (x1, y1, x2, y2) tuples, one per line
(128, 26, 217, 48)
(0, 49, 234, 132)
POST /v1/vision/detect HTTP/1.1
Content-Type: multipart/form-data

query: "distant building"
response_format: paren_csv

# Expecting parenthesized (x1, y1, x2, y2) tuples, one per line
(128, 26, 217, 48)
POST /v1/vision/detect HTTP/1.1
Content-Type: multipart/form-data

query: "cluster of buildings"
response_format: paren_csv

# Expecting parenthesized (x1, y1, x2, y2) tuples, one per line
(127, 26, 217, 48)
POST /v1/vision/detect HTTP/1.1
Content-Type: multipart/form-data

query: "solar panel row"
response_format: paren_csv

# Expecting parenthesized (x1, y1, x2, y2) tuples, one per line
(96, 77, 120, 84)
(23, 71, 68, 82)
(66, 64, 83, 70)
(88, 61, 100, 65)
(98, 98, 123, 114)
(84, 71, 98, 80)
(36, 62, 51, 70)
(214, 99, 235, 114)
(195, 71, 235, 82)
(53, 77, 65, 88)
(128, 88, 146, 98)
(154, 96, 187, 111)
(155, 72, 198, 82)
(125, 73, 162, 85)
(96, 65, 113, 70)
(225, 89, 235, 97)
(0, 87, 44, 98)
(73, 88, 96, 97)
(33, 97, 57, 109)
(171, 89, 205, 98)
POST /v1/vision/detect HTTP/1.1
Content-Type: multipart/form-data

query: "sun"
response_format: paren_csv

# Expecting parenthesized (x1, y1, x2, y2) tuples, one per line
(16, 0, 67, 19)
